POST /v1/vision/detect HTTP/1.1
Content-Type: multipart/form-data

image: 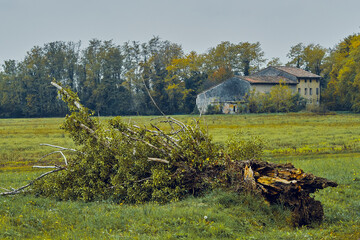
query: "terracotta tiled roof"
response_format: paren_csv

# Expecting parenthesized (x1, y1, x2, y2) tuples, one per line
(273, 66, 321, 78)
(241, 76, 297, 85)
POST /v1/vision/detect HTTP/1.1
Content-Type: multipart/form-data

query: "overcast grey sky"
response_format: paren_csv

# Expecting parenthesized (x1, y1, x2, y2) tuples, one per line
(1, 0, 359, 65)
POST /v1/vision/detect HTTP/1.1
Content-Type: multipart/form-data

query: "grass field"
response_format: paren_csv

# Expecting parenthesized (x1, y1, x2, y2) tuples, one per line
(0, 113, 360, 239)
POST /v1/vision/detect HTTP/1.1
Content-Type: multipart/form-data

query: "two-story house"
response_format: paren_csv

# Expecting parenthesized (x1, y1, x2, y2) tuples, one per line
(196, 66, 321, 114)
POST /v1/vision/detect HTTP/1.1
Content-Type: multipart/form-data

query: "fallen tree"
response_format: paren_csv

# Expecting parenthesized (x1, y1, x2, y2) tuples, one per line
(0, 81, 337, 226)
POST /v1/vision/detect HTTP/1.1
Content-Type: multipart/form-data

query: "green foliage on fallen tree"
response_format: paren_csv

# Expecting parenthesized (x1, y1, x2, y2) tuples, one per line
(32, 81, 264, 203)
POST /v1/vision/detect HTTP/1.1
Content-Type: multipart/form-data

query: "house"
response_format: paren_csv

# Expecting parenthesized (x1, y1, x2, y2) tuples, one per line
(196, 66, 321, 114)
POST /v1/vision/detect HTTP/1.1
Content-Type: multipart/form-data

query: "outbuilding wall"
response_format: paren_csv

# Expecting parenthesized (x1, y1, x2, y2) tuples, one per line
(196, 77, 250, 114)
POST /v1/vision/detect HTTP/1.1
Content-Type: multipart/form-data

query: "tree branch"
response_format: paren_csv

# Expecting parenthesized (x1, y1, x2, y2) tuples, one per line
(141, 77, 166, 116)
(0, 167, 66, 196)
(148, 157, 170, 164)
(33, 166, 59, 169)
(38, 150, 68, 166)
(40, 143, 77, 152)
(51, 81, 83, 110)
(120, 131, 169, 156)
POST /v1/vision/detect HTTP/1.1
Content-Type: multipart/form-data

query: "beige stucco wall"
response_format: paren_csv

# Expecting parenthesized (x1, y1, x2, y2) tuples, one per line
(250, 84, 297, 94)
(297, 78, 320, 104)
(251, 81, 319, 105)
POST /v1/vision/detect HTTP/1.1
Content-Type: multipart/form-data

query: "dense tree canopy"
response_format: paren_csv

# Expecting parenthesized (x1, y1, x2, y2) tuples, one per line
(1, 34, 360, 117)
(286, 43, 328, 76)
(322, 34, 360, 111)
(0, 38, 267, 117)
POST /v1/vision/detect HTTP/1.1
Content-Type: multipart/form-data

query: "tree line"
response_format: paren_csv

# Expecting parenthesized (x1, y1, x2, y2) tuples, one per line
(0, 34, 359, 117)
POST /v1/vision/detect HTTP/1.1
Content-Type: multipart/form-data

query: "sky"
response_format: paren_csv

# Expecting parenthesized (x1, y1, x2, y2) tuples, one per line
(1, 0, 360, 66)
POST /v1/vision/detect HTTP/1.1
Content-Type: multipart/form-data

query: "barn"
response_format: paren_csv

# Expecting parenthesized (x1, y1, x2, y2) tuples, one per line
(196, 66, 321, 114)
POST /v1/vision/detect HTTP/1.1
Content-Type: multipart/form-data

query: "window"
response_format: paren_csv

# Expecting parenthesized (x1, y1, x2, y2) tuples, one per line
(310, 79, 312, 83)
(316, 79, 319, 83)
(304, 88, 307, 95)
(316, 88, 319, 95)
(309, 88, 312, 95)
(298, 88, 301, 94)
(305, 79, 307, 83)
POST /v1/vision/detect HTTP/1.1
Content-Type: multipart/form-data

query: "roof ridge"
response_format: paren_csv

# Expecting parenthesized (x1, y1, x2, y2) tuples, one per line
(271, 66, 321, 78)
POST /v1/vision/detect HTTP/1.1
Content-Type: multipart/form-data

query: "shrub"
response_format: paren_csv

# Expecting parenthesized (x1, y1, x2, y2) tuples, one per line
(206, 104, 223, 114)
(225, 131, 264, 161)
(305, 103, 329, 114)
(247, 82, 306, 113)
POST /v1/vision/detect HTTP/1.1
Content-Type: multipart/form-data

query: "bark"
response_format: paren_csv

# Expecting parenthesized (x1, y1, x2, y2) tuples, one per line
(225, 159, 338, 226)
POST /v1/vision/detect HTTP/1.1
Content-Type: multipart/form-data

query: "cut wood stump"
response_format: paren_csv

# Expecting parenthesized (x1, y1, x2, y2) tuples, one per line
(225, 159, 338, 226)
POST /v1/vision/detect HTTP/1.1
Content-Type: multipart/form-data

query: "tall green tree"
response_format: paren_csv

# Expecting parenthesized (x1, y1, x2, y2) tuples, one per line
(43, 41, 81, 89)
(0, 60, 24, 117)
(204, 41, 236, 75)
(302, 44, 327, 75)
(286, 43, 327, 75)
(205, 41, 265, 77)
(286, 43, 304, 68)
(165, 52, 207, 113)
(79, 39, 131, 115)
(267, 57, 283, 67)
(322, 34, 360, 111)
(139, 37, 184, 114)
(236, 42, 265, 76)
(20, 46, 56, 117)
(43, 41, 81, 114)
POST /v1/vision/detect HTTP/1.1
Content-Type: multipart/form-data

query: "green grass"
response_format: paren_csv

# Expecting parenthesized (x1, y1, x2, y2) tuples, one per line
(0, 118, 73, 167)
(1, 113, 360, 239)
(2, 113, 360, 166)
(0, 191, 290, 239)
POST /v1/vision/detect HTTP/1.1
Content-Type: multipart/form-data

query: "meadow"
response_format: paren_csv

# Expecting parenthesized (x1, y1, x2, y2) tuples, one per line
(0, 113, 359, 239)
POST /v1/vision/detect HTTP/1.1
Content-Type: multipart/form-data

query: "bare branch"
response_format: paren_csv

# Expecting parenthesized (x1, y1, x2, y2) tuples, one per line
(40, 143, 77, 152)
(0, 187, 10, 192)
(168, 117, 189, 131)
(59, 151, 68, 166)
(141, 77, 166, 116)
(150, 123, 181, 149)
(39, 144, 71, 166)
(158, 118, 187, 138)
(120, 132, 169, 156)
(0, 167, 65, 196)
(52, 82, 110, 148)
(33, 166, 59, 169)
(51, 81, 83, 110)
(39, 150, 68, 166)
(132, 125, 160, 135)
(148, 158, 169, 164)
(72, 119, 111, 148)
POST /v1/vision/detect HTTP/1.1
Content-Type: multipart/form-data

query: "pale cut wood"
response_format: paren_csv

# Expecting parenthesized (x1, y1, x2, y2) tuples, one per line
(148, 157, 170, 164)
